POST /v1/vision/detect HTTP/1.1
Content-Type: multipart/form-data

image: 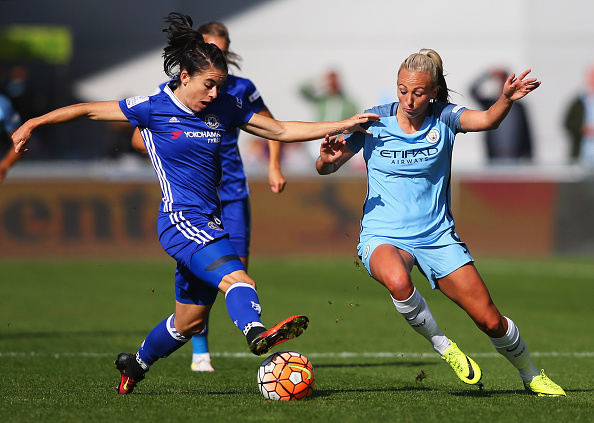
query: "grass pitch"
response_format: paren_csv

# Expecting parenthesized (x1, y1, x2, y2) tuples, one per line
(0, 256, 592, 422)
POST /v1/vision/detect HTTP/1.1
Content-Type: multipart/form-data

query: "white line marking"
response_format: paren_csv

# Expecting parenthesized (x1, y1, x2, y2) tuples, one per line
(0, 351, 592, 359)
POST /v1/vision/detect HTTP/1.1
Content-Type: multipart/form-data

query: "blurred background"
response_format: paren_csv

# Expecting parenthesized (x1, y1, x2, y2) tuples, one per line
(1, 0, 593, 258)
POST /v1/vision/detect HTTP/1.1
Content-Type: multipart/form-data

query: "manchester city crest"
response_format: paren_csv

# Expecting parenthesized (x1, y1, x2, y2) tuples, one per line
(426, 129, 440, 144)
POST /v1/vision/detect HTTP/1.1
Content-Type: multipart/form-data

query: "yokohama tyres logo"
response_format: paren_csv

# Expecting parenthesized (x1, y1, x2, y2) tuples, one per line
(170, 131, 221, 140)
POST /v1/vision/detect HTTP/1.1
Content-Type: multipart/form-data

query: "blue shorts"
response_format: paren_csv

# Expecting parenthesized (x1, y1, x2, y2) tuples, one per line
(158, 210, 245, 305)
(221, 197, 251, 258)
(357, 229, 474, 289)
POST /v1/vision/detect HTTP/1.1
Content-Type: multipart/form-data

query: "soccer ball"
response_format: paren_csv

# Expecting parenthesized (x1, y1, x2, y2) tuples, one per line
(257, 351, 315, 401)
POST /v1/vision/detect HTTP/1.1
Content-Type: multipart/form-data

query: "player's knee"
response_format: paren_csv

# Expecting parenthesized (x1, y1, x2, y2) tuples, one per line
(219, 272, 256, 293)
(380, 272, 413, 300)
(475, 311, 505, 337)
(177, 318, 207, 337)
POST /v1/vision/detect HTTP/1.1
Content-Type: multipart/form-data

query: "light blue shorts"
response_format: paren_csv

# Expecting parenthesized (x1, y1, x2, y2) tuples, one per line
(357, 229, 474, 289)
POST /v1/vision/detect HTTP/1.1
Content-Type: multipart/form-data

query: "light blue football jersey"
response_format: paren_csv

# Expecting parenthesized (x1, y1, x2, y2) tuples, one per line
(119, 82, 254, 215)
(345, 101, 467, 241)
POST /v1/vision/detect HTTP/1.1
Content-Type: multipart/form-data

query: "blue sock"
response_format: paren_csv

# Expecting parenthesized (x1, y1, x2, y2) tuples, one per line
(192, 315, 209, 354)
(137, 314, 189, 368)
(225, 282, 264, 336)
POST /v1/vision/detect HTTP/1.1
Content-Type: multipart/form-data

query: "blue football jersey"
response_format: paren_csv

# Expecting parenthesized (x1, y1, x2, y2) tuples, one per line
(345, 101, 467, 240)
(0, 94, 20, 134)
(218, 74, 266, 201)
(119, 82, 254, 215)
(154, 75, 266, 202)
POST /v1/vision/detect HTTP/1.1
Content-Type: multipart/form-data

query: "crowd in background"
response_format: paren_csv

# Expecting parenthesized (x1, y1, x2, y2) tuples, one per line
(2, 62, 594, 174)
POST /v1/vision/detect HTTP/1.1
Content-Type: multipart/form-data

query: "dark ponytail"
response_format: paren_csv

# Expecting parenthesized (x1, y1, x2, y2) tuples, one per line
(162, 12, 228, 81)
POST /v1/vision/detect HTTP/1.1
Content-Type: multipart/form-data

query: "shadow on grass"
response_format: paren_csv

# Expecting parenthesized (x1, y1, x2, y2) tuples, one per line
(314, 360, 439, 369)
(451, 388, 592, 397)
(112, 380, 593, 398)
(312, 385, 438, 398)
(128, 385, 439, 397)
(185, 386, 592, 398)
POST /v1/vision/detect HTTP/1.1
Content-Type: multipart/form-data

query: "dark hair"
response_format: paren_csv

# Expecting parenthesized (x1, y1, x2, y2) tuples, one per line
(162, 12, 228, 81)
(196, 21, 242, 70)
(399, 48, 450, 102)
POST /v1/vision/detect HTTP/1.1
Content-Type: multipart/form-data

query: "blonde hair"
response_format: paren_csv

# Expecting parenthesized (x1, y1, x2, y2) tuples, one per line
(398, 48, 450, 102)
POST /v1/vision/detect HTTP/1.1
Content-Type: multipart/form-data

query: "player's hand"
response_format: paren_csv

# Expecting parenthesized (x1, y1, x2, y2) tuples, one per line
(320, 134, 346, 163)
(269, 168, 287, 193)
(503, 69, 541, 101)
(341, 113, 380, 135)
(11, 122, 33, 153)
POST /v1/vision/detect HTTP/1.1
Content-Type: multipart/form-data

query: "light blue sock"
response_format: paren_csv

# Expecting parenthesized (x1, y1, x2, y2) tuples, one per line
(192, 315, 209, 355)
(137, 314, 190, 368)
(224, 282, 264, 335)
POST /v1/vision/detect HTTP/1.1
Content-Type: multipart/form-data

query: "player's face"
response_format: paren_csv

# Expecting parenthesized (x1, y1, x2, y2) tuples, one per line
(177, 66, 227, 112)
(202, 35, 229, 52)
(396, 69, 439, 121)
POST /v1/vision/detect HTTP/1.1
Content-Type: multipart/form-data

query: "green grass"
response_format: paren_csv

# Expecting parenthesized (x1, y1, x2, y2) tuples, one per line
(1, 256, 593, 422)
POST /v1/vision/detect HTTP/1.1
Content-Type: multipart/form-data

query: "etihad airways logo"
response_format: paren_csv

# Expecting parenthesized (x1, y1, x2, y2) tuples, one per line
(171, 130, 221, 143)
(379, 146, 439, 164)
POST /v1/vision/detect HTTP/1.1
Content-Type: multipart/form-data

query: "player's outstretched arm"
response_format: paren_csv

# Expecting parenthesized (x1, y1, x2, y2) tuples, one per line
(12, 101, 128, 153)
(460, 69, 540, 133)
(240, 112, 379, 143)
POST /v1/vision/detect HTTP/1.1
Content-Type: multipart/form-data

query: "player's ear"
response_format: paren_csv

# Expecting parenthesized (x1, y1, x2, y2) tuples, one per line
(431, 85, 439, 100)
(180, 70, 190, 87)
